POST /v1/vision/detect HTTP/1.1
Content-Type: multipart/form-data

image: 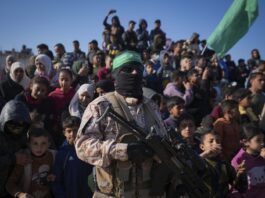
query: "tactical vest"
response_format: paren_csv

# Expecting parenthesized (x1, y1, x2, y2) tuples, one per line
(94, 92, 166, 198)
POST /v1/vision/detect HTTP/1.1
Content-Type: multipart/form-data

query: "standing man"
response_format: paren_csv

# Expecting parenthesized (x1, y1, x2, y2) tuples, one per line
(122, 20, 138, 51)
(86, 40, 101, 66)
(75, 51, 172, 198)
(149, 19, 166, 53)
(72, 40, 86, 61)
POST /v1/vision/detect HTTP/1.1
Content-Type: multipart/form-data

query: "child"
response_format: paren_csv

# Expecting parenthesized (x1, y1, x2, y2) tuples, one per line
(214, 100, 241, 161)
(6, 127, 56, 198)
(35, 54, 53, 81)
(211, 84, 237, 120)
(106, 34, 123, 57)
(156, 52, 174, 88)
(49, 68, 76, 114)
(231, 124, 265, 197)
(164, 96, 185, 130)
(52, 116, 93, 198)
(200, 131, 247, 197)
(163, 70, 193, 105)
(178, 114, 200, 152)
(0, 100, 31, 197)
(233, 88, 259, 124)
(48, 68, 76, 147)
(143, 60, 163, 93)
(16, 76, 55, 129)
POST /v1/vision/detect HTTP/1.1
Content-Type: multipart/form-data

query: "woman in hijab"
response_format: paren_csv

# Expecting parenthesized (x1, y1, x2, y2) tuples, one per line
(0, 62, 30, 102)
(68, 83, 95, 118)
(0, 55, 16, 81)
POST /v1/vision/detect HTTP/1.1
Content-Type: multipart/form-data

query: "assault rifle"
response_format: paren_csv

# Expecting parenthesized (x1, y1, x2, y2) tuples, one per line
(97, 105, 210, 198)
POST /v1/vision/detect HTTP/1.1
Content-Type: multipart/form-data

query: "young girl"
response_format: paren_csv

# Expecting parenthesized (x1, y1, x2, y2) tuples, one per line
(231, 123, 265, 197)
(35, 54, 53, 80)
(35, 54, 58, 88)
(15, 76, 54, 129)
(48, 68, 76, 147)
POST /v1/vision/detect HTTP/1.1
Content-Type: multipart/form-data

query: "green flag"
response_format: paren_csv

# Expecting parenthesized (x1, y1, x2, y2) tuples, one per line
(207, 0, 258, 58)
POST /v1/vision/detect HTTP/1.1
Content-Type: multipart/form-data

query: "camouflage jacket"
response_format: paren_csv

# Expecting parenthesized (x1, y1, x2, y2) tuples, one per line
(75, 91, 164, 167)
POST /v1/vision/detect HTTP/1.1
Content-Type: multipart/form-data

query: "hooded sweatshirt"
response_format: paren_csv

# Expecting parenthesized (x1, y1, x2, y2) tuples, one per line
(0, 100, 31, 197)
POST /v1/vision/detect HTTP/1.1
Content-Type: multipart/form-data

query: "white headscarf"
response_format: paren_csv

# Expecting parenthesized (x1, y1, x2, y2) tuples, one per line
(35, 54, 52, 77)
(9, 62, 30, 89)
(69, 83, 95, 118)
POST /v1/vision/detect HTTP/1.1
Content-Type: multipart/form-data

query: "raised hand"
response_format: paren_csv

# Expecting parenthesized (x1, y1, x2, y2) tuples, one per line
(108, 9, 116, 16)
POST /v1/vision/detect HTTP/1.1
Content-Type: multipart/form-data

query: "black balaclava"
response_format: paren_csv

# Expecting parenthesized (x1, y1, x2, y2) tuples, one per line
(115, 65, 143, 99)
(112, 51, 144, 100)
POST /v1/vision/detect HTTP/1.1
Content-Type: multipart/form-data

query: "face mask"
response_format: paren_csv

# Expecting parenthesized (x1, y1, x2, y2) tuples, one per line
(115, 72, 143, 100)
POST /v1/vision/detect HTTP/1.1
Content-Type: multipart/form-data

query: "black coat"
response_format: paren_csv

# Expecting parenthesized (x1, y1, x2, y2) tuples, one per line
(0, 75, 24, 102)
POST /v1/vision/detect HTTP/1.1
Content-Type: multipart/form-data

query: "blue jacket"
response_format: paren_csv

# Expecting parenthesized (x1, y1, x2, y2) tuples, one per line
(52, 141, 93, 198)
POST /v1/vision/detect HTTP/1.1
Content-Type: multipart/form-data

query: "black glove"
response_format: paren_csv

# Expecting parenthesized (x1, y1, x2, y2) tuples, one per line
(127, 141, 154, 163)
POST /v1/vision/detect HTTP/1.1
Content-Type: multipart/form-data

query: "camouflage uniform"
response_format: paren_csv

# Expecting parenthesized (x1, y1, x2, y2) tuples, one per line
(75, 91, 167, 198)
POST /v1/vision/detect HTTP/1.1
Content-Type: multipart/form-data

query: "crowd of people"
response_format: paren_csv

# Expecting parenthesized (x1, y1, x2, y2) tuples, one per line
(0, 9, 265, 198)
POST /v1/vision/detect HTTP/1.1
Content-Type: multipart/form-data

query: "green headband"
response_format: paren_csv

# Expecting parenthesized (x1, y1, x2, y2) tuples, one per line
(112, 51, 143, 71)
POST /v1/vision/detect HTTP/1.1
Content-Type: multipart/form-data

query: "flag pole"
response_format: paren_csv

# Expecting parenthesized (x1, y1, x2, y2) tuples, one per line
(201, 44, 207, 56)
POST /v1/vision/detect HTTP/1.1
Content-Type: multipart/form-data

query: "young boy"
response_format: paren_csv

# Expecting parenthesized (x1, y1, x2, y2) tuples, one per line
(164, 96, 185, 130)
(178, 114, 200, 152)
(52, 116, 93, 198)
(0, 100, 31, 197)
(6, 127, 55, 198)
(213, 100, 241, 161)
(143, 60, 163, 93)
(200, 131, 247, 197)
